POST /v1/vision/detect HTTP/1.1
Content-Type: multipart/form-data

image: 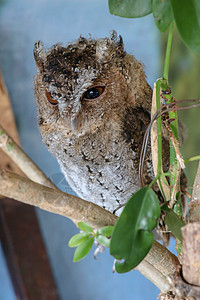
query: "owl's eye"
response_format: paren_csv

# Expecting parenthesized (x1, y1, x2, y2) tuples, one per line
(83, 86, 105, 100)
(45, 90, 59, 106)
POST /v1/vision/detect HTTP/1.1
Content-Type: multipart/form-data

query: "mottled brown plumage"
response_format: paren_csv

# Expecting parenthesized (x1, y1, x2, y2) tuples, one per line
(33, 32, 167, 217)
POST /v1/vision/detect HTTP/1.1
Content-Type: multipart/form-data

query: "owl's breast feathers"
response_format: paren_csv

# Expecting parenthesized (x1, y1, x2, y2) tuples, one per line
(48, 107, 153, 214)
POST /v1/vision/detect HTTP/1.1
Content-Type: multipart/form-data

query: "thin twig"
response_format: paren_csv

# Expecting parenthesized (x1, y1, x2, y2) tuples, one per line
(0, 124, 55, 188)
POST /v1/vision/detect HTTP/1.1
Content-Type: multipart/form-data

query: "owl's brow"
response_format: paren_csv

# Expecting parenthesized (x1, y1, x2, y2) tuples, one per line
(43, 71, 70, 90)
(41, 72, 128, 113)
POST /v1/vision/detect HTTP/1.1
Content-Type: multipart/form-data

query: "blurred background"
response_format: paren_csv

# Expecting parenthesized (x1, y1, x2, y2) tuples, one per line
(0, 0, 199, 299)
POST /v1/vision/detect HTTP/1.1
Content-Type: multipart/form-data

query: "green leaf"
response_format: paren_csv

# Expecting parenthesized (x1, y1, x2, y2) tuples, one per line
(97, 226, 114, 237)
(165, 210, 185, 241)
(77, 222, 93, 233)
(153, 0, 174, 32)
(68, 232, 90, 247)
(109, 0, 152, 18)
(171, 0, 200, 53)
(173, 191, 182, 216)
(96, 235, 111, 247)
(73, 237, 94, 262)
(110, 187, 160, 273)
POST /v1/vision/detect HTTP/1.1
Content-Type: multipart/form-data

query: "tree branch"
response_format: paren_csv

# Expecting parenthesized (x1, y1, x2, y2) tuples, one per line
(0, 169, 180, 291)
(0, 169, 117, 228)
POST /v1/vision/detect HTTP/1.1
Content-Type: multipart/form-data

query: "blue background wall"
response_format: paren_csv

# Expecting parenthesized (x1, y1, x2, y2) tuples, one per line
(0, 1, 161, 299)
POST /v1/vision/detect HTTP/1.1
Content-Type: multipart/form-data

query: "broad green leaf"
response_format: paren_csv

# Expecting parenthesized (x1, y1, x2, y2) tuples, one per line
(68, 232, 90, 247)
(97, 226, 114, 237)
(153, 0, 174, 32)
(165, 210, 185, 241)
(77, 222, 93, 233)
(109, 0, 152, 18)
(110, 187, 160, 273)
(171, 0, 200, 53)
(73, 237, 94, 262)
(96, 235, 111, 247)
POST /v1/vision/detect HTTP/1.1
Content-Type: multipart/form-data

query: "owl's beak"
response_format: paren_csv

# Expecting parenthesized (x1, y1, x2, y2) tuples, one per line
(70, 116, 76, 131)
(68, 102, 82, 131)
(69, 114, 81, 132)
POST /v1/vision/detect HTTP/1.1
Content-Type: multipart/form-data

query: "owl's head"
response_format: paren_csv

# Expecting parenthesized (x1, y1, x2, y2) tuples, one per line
(34, 31, 151, 136)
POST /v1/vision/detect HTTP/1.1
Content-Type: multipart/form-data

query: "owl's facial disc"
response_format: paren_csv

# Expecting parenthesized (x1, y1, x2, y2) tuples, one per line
(44, 84, 106, 131)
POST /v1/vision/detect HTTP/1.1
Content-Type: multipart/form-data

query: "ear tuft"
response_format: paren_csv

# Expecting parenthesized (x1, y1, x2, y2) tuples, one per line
(33, 41, 46, 71)
(96, 31, 125, 62)
(109, 30, 118, 42)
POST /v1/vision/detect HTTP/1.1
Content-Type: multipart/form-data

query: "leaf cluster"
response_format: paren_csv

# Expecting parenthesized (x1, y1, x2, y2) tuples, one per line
(109, 0, 200, 54)
(68, 222, 113, 262)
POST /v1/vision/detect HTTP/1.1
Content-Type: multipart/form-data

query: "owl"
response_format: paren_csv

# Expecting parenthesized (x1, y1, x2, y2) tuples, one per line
(33, 31, 166, 215)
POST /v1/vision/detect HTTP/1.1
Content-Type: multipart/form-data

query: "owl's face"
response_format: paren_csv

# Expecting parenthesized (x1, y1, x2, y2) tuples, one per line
(34, 32, 151, 139)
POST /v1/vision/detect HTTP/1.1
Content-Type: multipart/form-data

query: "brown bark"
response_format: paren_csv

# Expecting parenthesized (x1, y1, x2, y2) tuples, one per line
(0, 72, 23, 176)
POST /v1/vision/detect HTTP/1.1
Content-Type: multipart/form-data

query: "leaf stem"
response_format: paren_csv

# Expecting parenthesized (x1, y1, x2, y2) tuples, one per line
(156, 79, 162, 176)
(184, 155, 200, 164)
(163, 21, 174, 81)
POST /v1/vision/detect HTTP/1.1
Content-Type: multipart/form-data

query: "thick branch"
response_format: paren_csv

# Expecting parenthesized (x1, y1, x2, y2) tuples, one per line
(0, 169, 117, 228)
(0, 169, 180, 291)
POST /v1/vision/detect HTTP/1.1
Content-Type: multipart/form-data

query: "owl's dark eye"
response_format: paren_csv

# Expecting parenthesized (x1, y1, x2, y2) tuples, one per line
(45, 90, 59, 106)
(83, 86, 105, 100)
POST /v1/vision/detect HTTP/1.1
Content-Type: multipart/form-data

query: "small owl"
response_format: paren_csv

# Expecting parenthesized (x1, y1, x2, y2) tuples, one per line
(33, 31, 164, 215)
